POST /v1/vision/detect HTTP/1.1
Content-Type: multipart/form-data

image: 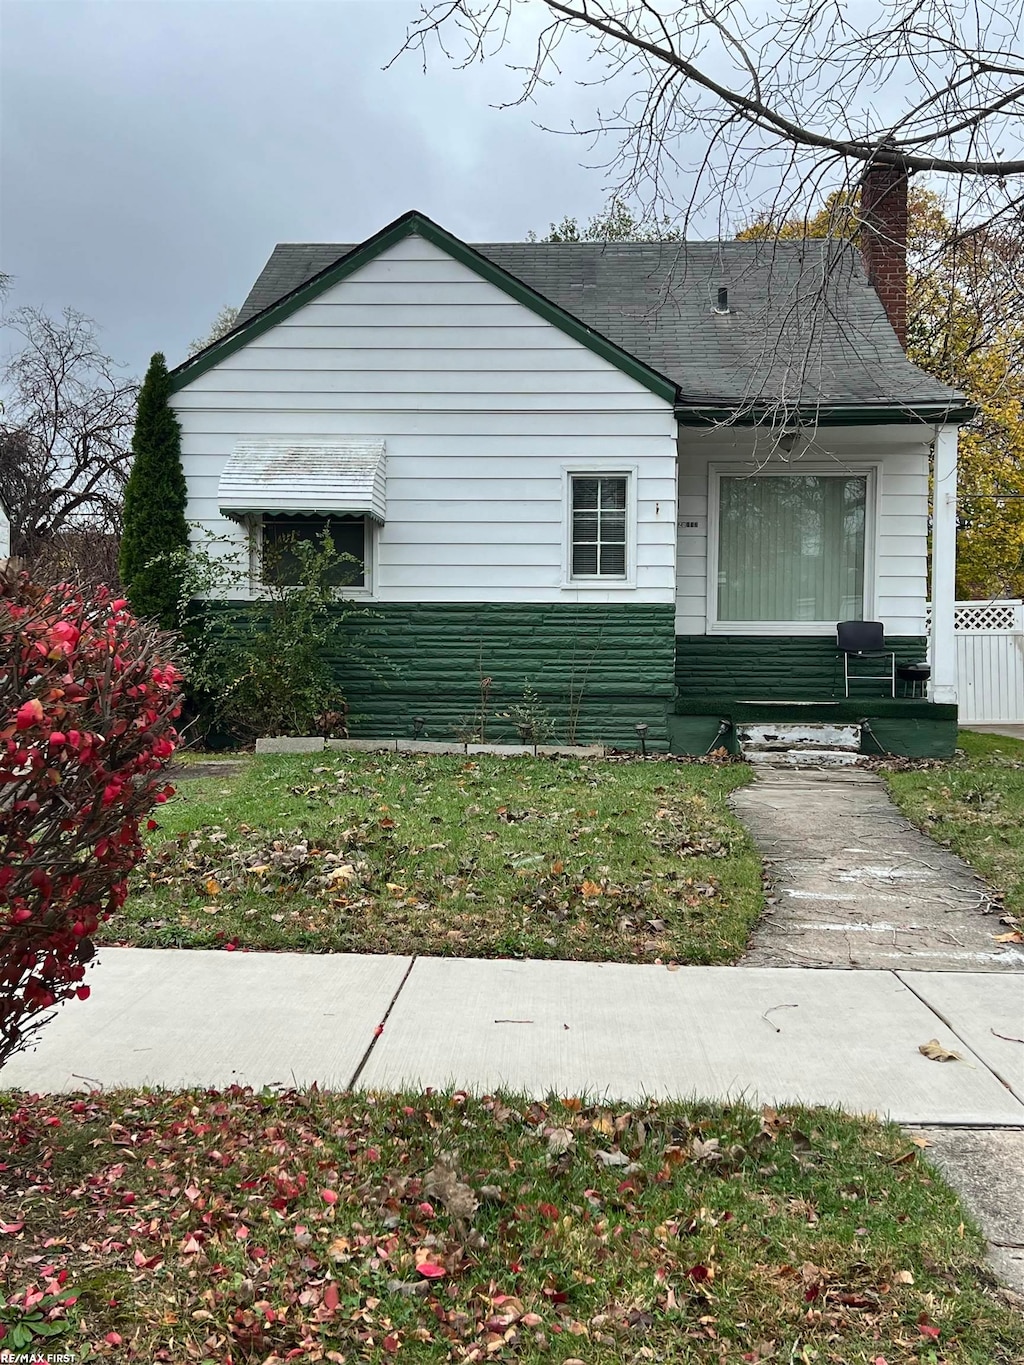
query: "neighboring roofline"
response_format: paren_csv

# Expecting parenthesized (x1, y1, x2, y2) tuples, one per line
(168, 210, 680, 403)
(674, 400, 978, 427)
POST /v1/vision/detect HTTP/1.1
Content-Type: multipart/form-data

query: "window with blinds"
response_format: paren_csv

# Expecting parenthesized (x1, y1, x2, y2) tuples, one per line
(570, 475, 628, 578)
(716, 474, 867, 623)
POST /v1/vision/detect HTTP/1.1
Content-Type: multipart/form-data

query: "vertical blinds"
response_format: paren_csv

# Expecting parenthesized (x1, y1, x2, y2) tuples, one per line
(717, 474, 866, 622)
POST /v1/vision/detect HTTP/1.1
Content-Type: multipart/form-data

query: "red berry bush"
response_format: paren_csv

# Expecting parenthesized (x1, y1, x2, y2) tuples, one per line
(0, 571, 182, 1068)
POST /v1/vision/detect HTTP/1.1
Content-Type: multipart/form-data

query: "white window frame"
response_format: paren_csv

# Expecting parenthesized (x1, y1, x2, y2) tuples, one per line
(561, 464, 638, 589)
(706, 462, 880, 635)
(251, 513, 375, 599)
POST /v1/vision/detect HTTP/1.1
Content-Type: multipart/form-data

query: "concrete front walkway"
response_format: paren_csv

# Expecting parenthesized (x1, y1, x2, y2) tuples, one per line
(2, 948, 1022, 1128)
(733, 768, 1024, 971)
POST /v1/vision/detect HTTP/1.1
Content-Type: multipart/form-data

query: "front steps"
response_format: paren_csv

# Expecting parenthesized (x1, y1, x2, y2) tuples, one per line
(736, 721, 864, 767)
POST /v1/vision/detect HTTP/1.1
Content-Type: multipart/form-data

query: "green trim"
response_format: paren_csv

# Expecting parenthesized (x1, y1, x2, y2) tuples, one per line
(169, 211, 679, 402)
(675, 402, 978, 427)
(673, 698, 957, 721)
(172, 208, 970, 423)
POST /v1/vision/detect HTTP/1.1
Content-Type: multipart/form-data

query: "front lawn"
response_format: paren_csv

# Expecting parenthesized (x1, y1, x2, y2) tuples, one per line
(111, 753, 763, 964)
(2, 1088, 1020, 1364)
(883, 730, 1024, 919)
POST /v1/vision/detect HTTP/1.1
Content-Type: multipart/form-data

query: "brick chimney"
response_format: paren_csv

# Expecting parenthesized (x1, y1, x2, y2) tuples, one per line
(860, 157, 909, 348)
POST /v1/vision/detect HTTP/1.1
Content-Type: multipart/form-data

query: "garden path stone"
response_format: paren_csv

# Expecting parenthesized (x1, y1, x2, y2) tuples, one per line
(0, 946, 410, 1093)
(395, 739, 466, 754)
(732, 768, 1024, 971)
(168, 759, 248, 781)
(326, 738, 397, 752)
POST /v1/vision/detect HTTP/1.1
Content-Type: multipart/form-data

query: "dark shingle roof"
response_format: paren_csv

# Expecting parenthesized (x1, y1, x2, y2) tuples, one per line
(234, 233, 962, 413)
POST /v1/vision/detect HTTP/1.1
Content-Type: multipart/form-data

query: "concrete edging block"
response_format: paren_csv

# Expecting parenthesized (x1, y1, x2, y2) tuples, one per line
(396, 740, 468, 754)
(255, 737, 610, 759)
(326, 738, 398, 752)
(535, 745, 606, 758)
(255, 736, 325, 754)
(466, 744, 534, 757)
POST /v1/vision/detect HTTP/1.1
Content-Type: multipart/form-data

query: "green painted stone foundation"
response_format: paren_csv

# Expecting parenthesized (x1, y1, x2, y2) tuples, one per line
(676, 634, 930, 700)
(331, 601, 677, 748)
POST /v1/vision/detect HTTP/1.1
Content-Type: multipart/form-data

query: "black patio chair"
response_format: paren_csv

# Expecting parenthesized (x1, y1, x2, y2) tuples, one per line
(836, 620, 895, 698)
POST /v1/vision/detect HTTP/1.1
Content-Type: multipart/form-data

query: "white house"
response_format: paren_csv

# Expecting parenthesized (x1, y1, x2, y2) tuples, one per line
(0, 498, 10, 562)
(168, 179, 968, 755)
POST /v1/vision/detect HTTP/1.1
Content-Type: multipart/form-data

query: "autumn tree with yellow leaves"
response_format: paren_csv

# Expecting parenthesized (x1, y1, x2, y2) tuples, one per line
(739, 191, 1024, 600)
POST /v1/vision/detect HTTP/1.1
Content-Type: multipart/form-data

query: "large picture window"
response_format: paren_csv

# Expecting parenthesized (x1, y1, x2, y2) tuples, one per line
(261, 513, 366, 588)
(570, 475, 628, 578)
(715, 473, 867, 624)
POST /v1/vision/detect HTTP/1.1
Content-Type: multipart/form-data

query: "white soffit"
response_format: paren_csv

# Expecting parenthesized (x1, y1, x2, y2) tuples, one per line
(219, 441, 387, 522)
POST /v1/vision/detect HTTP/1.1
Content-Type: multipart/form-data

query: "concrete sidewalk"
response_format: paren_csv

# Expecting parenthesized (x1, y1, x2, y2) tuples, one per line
(965, 724, 1024, 741)
(2, 948, 1021, 1127)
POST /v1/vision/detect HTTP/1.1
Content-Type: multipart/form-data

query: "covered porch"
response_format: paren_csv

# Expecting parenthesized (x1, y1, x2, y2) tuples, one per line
(669, 425, 961, 758)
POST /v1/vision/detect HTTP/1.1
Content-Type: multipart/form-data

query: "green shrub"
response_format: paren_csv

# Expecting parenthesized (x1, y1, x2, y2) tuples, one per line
(166, 529, 370, 742)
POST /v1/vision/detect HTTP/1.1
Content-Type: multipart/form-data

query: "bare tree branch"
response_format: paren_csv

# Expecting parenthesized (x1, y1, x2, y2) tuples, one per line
(0, 308, 136, 568)
(395, 0, 1024, 242)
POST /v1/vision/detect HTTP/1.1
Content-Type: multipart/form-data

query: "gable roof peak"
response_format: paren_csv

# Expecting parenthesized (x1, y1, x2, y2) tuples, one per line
(172, 212, 967, 421)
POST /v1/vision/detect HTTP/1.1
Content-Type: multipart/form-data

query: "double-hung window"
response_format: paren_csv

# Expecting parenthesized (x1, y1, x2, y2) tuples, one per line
(713, 471, 869, 627)
(570, 474, 628, 579)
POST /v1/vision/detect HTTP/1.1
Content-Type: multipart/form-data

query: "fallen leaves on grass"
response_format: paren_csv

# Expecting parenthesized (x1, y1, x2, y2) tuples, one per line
(148, 826, 375, 899)
(650, 794, 737, 858)
(119, 754, 767, 964)
(0, 1090, 1020, 1363)
(423, 1152, 480, 1245)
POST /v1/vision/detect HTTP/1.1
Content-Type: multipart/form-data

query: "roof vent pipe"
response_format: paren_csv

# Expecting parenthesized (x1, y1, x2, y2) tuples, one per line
(715, 287, 730, 314)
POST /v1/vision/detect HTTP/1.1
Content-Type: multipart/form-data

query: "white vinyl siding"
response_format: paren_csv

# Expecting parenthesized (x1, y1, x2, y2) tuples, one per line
(173, 233, 677, 604)
(675, 427, 930, 636)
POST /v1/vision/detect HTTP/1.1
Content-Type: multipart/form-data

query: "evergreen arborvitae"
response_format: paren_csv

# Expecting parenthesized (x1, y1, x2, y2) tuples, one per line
(119, 352, 190, 628)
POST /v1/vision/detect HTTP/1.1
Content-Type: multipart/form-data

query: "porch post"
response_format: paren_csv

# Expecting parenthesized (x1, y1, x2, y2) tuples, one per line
(930, 425, 959, 704)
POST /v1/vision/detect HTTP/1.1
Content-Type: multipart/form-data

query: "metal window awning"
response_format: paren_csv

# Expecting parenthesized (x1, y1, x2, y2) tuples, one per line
(218, 441, 387, 522)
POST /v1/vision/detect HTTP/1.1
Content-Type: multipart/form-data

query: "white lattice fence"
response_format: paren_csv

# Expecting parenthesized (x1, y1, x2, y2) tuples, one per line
(928, 600, 1024, 723)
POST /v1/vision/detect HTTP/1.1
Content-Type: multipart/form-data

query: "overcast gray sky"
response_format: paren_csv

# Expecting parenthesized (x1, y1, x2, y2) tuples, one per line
(1, 0, 627, 375)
